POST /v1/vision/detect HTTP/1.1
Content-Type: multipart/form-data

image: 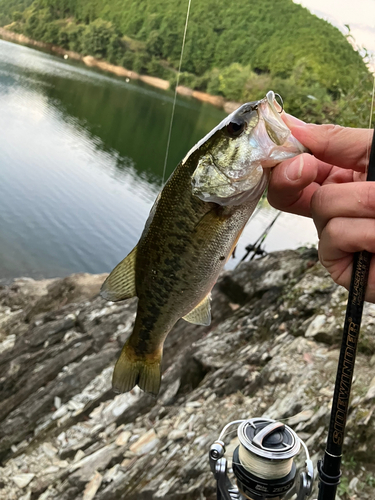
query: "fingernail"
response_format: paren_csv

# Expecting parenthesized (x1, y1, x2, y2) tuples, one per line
(283, 113, 306, 128)
(286, 155, 304, 181)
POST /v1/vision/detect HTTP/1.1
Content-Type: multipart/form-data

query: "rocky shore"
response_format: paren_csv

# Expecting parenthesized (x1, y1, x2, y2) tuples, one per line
(0, 28, 240, 114)
(0, 249, 375, 499)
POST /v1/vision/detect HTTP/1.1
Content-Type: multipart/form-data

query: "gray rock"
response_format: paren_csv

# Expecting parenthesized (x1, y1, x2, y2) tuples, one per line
(129, 429, 160, 455)
(82, 471, 103, 500)
(168, 430, 185, 441)
(69, 444, 117, 485)
(305, 314, 327, 338)
(364, 375, 375, 401)
(12, 473, 35, 488)
(0, 251, 374, 499)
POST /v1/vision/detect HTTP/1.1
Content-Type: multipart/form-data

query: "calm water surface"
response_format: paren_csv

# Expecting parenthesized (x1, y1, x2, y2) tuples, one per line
(0, 39, 317, 281)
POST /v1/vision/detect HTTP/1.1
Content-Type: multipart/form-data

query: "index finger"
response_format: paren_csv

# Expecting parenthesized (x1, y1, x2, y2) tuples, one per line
(283, 114, 373, 172)
(311, 181, 375, 236)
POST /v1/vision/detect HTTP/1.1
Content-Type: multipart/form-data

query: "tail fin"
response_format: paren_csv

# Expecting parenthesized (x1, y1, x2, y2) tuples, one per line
(112, 342, 162, 396)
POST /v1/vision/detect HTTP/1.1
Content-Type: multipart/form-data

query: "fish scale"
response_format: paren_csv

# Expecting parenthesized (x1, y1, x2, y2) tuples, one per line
(101, 91, 307, 396)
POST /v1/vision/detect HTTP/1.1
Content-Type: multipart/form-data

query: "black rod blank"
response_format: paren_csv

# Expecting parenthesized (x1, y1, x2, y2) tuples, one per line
(317, 128, 375, 500)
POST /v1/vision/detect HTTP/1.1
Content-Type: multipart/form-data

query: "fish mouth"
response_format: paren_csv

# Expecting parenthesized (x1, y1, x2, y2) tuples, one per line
(190, 90, 307, 206)
(253, 90, 284, 114)
(265, 90, 284, 113)
(250, 90, 306, 167)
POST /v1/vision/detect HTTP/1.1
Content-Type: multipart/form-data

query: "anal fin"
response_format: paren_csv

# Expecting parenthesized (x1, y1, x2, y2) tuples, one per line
(101, 246, 137, 302)
(183, 293, 211, 326)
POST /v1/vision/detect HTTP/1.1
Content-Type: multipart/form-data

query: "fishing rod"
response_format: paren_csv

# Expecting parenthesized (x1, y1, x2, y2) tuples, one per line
(209, 125, 375, 500)
(239, 212, 281, 264)
(316, 121, 375, 500)
(209, 417, 314, 500)
(171, 2, 375, 496)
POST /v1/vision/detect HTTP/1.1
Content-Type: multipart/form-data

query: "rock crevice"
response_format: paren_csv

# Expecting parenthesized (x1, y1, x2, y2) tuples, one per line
(0, 250, 374, 499)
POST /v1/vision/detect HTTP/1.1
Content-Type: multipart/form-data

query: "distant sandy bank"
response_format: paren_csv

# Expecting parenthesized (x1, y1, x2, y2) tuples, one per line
(0, 27, 240, 114)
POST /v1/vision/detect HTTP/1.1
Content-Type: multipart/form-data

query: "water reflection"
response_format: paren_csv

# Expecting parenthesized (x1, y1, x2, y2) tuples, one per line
(0, 39, 317, 281)
(0, 39, 226, 280)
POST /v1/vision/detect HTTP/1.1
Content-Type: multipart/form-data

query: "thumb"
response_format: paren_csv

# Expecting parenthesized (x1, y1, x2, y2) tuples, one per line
(283, 114, 373, 172)
(268, 153, 328, 217)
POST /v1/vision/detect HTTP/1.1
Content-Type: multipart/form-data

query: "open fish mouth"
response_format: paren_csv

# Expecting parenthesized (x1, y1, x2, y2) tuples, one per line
(101, 91, 307, 397)
(253, 90, 305, 167)
(256, 90, 284, 116)
(190, 90, 307, 206)
(264, 90, 284, 112)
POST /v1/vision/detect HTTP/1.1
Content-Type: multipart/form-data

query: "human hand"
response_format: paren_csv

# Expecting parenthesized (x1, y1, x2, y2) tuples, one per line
(267, 115, 375, 301)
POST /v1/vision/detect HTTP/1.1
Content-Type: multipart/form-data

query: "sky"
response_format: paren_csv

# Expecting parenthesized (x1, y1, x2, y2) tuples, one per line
(294, 0, 375, 72)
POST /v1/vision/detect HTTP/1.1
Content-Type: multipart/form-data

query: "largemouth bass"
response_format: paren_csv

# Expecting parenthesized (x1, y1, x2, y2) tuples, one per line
(101, 91, 306, 396)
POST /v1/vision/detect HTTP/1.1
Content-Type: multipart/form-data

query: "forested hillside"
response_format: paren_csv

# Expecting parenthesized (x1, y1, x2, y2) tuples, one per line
(0, 0, 33, 26)
(1, 0, 373, 125)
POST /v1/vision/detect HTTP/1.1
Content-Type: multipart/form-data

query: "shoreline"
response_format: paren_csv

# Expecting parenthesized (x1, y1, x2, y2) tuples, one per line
(0, 27, 240, 114)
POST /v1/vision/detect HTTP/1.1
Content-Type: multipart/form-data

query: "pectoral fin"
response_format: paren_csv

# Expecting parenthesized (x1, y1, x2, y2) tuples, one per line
(183, 293, 211, 326)
(226, 227, 245, 263)
(100, 246, 137, 301)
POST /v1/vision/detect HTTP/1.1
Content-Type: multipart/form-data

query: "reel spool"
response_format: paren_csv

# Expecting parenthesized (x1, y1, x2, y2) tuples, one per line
(234, 418, 300, 499)
(209, 417, 313, 500)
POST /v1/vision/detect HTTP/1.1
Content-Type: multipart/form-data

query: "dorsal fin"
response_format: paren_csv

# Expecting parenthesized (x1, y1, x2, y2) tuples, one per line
(101, 246, 137, 302)
(183, 293, 211, 326)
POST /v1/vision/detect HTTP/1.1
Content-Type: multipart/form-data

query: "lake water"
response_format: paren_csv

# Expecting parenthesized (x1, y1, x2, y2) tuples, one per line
(0, 39, 318, 282)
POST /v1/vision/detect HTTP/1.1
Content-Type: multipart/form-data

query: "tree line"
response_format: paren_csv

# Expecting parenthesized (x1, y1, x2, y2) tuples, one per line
(1, 0, 373, 126)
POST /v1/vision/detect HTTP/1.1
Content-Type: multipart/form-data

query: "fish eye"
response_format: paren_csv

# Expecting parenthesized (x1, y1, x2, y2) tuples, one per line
(226, 121, 246, 138)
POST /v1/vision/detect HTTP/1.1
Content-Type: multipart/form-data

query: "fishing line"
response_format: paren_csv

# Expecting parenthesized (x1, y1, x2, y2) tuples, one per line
(365, 73, 375, 176)
(210, 418, 314, 499)
(237, 447, 293, 479)
(317, 71, 375, 500)
(218, 408, 322, 443)
(229, 431, 310, 481)
(368, 74, 375, 129)
(162, 0, 192, 186)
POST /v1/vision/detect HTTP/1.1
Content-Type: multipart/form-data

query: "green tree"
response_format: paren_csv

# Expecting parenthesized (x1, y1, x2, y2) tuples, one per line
(80, 19, 121, 60)
(146, 30, 163, 58)
(2, 0, 373, 127)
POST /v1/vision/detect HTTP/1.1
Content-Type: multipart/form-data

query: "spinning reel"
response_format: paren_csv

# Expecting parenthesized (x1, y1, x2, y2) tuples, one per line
(209, 417, 314, 500)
